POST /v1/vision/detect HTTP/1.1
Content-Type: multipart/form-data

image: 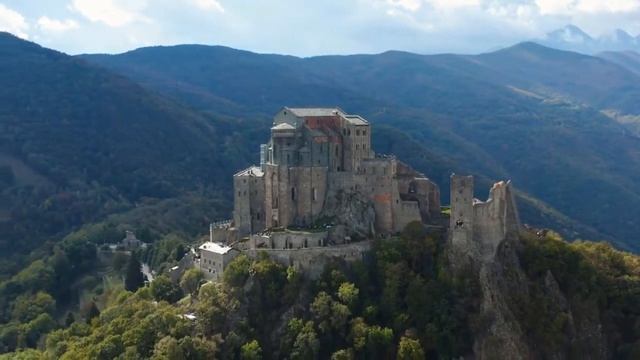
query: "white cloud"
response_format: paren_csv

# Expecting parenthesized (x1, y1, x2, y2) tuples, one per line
(69, 0, 148, 27)
(190, 0, 224, 12)
(577, 0, 640, 13)
(536, 0, 640, 15)
(37, 16, 79, 32)
(429, 0, 480, 10)
(0, 3, 29, 38)
(535, 0, 574, 15)
(387, 0, 422, 12)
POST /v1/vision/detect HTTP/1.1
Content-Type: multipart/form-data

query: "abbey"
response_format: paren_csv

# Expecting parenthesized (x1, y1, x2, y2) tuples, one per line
(233, 107, 441, 241)
(197, 107, 520, 279)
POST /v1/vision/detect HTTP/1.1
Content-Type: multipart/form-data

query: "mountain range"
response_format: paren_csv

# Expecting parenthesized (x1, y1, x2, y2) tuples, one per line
(1, 29, 640, 269)
(80, 41, 640, 252)
(538, 24, 640, 54)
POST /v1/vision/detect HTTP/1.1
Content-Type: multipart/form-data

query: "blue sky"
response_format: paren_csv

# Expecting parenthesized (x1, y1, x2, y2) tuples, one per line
(0, 0, 639, 55)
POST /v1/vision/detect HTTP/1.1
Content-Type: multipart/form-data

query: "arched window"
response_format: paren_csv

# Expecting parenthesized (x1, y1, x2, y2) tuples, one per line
(291, 187, 296, 200)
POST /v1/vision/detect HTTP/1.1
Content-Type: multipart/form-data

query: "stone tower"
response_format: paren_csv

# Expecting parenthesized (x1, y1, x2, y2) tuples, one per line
(450, 174, 475, 252)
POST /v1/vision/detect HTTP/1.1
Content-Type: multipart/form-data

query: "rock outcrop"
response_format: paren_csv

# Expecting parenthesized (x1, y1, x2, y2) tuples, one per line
(319, 189, 376, 242)
(448, 175, 531, 358)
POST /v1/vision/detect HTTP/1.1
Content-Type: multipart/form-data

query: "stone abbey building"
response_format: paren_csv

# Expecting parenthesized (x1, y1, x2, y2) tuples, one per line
(197, 107, 521, 279)
(232, 107, 441, 242)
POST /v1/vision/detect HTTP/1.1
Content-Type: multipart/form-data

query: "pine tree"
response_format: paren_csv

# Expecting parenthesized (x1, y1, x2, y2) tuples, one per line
(86, 302, 100, 322)
(125, 252, 145, 292)
(64, 312, 75, 326)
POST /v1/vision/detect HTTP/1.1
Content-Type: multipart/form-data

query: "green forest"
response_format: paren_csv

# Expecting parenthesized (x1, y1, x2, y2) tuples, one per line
(2, 223, 639, 359)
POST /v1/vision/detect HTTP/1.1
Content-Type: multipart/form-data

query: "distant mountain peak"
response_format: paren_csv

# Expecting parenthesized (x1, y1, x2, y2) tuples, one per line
(539, 25, 640, 54)
(545, 25, 593, 44)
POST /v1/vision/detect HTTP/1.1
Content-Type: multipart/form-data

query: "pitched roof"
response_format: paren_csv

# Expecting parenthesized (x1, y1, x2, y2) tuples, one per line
(234, 166, 263, 177)
(271, 122, 295, 131)
(287, 107, 344, 117)
(344, 115, 369, 126)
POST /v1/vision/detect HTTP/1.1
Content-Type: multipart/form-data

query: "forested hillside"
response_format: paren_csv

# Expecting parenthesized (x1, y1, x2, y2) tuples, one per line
(0, 32, 267, 274)
(4, 226, 639, 359)
(82, 43, 640, 251)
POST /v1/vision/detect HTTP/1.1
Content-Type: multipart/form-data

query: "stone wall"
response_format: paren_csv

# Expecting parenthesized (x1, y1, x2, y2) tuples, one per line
(264, 164, 329, 230)
(211, 226, 237, 244)
(473, 181, 520, 262)
(249, 230, 328, 250)
(450, 175, 475, 255)
(245, 241, 371, 279)
(233, 168, 265, 236)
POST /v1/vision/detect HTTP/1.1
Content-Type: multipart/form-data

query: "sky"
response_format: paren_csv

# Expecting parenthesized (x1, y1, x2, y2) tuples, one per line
(0, 0, 639, 56)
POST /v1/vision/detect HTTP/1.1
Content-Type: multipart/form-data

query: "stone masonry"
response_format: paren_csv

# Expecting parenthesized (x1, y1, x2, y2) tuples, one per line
(233, 107, 441, 241)
(449, 174, 520, 263)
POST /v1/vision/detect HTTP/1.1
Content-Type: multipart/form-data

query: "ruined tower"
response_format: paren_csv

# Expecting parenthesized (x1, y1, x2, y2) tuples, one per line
(449, 174, 520, 263)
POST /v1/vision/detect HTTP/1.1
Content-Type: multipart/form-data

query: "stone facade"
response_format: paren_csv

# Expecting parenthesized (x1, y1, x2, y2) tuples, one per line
(232, 107, 441, 239)
(198, 242, 239, 281)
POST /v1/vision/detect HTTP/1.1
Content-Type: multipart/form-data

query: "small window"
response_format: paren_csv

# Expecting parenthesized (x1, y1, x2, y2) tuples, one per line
(363, 130, 367, 136)
(291, 187, 296, 200)
(356, 130, 360, 136)
(312, 188, 317, 201)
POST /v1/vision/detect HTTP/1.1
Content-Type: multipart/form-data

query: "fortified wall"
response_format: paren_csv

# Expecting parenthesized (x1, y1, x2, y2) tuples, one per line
(449, 174, 520, 263)
(244, 242, 371, 279)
